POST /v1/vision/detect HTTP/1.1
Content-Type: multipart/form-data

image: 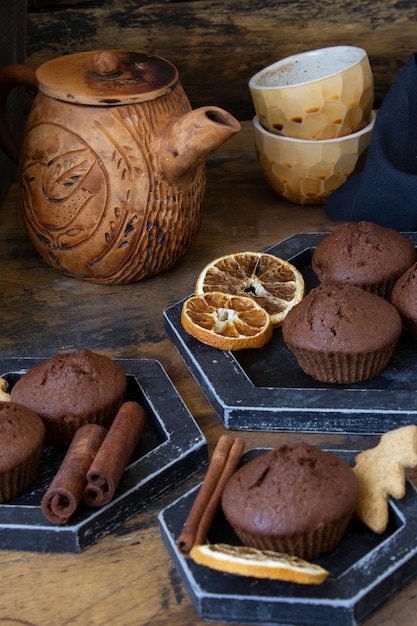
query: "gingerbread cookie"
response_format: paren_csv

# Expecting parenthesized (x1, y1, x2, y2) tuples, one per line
(0, 378, 10, 402)
(353, 425, 417, 533)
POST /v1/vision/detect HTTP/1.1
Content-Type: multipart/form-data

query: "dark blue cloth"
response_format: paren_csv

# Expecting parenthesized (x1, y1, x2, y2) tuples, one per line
(325, 52, 417, 230)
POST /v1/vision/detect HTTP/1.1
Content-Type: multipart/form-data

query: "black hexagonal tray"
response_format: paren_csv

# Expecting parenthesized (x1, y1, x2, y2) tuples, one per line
(164, 232, 417, 433)
(158, 447, 417, 626)
(0, 357, 208, 553)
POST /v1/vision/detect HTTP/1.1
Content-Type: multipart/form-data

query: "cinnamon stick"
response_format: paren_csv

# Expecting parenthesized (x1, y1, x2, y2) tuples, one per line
(177, 434, 245, 554)
(41, 423, 107, 525)
(83, 401, 146, 507)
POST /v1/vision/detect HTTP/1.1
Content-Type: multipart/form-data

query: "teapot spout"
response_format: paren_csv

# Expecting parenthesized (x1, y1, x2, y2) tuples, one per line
(160, 106, 241, 182)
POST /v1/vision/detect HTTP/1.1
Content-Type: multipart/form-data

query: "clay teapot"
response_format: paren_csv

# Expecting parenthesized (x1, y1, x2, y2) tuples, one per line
(0, 50, 240, 284)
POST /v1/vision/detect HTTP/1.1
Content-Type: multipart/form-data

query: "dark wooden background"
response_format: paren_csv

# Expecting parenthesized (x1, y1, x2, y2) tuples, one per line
(26, 0, 417, 121)
(0, 1, 27, 201)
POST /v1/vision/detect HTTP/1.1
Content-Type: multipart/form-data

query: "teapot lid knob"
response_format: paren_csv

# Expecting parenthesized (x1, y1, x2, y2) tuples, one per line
(35, 50, 179, 106)
(92, 51, 122, 77)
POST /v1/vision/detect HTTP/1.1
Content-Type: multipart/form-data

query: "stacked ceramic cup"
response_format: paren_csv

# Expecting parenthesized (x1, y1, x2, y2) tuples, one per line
(249, 46, 375, 205)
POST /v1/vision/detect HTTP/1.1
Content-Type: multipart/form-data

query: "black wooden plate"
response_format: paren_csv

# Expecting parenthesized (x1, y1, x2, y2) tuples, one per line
(158, 447, 417, 626)
(0, 357, 208, 553)
(164, 232, 417, 433)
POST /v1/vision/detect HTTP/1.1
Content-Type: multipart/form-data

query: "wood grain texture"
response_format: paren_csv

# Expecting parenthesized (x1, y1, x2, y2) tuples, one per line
(26, 0, 417, 120)
(0, 122, 417, 625)
(0, 0, 26, 199)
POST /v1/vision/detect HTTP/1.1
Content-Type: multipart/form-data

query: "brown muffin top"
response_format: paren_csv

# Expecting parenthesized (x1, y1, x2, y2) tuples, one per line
(10, 349, 127, 421)
(0, 402, 45, 472)
(221, 444, 358, 537)
(392, 262, 417, 311)
(312, 221, 416, 287)
(282, 282, 402, 353)
(391, 262, 417, 336)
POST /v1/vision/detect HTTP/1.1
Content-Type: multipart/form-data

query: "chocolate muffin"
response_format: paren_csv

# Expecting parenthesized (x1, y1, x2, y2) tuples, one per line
(312, 221, 416, 299)
(282, 282, 402, 383)
(221, 444, 359, 560)
(391, 262, 417, 338)
(10, 349, 127, 446)
(0, 402, 45, 502)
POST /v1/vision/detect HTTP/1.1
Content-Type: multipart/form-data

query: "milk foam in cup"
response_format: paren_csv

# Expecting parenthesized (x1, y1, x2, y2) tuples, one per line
(249, 46, 374, 140)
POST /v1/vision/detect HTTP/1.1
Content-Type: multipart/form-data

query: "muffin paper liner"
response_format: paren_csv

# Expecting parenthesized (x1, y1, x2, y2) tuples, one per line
(233, 514, 352, 560)
(0, 445, 43, 503)
(290, 341, 398, 384)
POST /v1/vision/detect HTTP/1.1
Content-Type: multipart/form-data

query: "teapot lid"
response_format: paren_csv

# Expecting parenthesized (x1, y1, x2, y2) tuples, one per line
(36, 50, 179, 105)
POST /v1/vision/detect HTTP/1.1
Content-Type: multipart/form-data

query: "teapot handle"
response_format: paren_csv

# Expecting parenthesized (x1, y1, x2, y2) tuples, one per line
(0, 64, 37, 163)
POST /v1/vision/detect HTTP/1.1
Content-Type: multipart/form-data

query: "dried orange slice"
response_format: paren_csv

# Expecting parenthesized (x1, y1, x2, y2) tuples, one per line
(181, 292, 273, 350)
(195, 252, 305, 327)
(190, 543, 329, 584)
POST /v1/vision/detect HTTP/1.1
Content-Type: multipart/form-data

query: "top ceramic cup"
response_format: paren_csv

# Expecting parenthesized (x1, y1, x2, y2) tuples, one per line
(249, 46, 374, 140)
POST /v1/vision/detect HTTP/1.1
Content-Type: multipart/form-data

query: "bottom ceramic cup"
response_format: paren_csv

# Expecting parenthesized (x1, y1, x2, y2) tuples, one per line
(253, 111, 376, 205)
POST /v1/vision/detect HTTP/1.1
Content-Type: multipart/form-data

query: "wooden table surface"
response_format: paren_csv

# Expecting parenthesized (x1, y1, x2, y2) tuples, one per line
(0, 121, 416, 626)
